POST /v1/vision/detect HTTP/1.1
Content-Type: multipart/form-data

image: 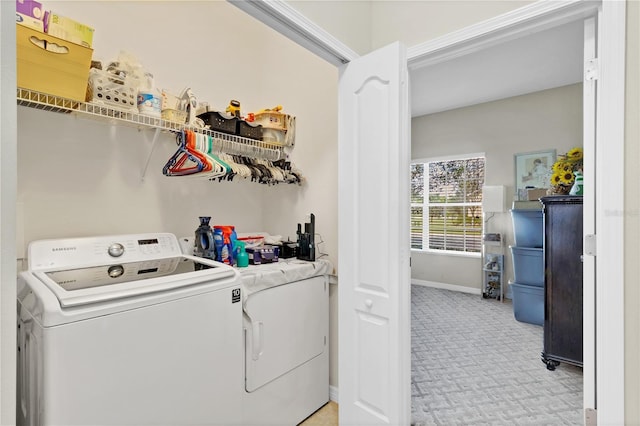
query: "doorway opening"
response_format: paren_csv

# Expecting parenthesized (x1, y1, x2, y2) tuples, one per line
(407, 11, 595, 425)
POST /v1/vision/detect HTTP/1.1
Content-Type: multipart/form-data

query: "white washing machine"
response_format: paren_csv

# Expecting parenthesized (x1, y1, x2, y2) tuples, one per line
(16, 233, 244, 426)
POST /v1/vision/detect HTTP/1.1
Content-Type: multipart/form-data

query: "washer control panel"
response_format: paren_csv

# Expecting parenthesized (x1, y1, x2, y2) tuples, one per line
(28, 233, 183, 271)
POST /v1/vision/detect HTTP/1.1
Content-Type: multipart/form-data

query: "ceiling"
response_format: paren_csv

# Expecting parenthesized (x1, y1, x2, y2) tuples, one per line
(409, 19, 585, 117)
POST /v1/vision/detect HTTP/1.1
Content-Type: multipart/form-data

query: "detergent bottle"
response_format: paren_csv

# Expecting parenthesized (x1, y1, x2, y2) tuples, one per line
(232, 227, 239, 263)
(213, 226, 225, 263)
(213, 225, 237, 265)
(236, 241, 249, 268)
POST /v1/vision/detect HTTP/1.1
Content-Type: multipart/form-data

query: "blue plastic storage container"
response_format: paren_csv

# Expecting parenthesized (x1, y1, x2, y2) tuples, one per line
(511, 282, 544, 326)
(510, 246, 544, 286)
(510, 209, 543, 248)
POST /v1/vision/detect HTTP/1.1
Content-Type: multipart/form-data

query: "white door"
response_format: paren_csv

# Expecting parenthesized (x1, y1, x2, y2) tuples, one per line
(338, 41, 411, 425)
(582, 15, 597, 417)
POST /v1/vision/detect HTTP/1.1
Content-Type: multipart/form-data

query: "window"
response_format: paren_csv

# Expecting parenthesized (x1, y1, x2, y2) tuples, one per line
(411, 155, 485, 254)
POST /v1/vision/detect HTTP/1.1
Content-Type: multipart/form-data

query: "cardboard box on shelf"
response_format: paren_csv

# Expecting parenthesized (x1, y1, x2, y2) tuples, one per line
(17, 24, 93, 102)
(16, 0, 43, 20)
(45, 12, 94, 48)
(527, 188, 548, 201)
(16, 11, 44, 32)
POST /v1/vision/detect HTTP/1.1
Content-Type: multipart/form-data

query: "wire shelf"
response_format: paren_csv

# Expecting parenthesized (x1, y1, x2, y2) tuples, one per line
(17, 87, 284, 161)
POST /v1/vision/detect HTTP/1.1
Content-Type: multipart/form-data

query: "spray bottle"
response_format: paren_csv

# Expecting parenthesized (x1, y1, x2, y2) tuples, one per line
(213, 225, 237, 265)
(236, 241, 249, 268)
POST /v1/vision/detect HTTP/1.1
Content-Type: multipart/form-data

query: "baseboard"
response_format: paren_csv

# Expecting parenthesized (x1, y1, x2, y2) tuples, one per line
(329, 385, 338, 402)
(504, 285, 513, 300)
(411, 278, 481, 295)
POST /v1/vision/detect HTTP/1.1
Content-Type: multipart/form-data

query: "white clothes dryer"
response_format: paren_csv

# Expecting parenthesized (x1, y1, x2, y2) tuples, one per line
(239, 259, 332, 425)
(17, 233, 244, 426)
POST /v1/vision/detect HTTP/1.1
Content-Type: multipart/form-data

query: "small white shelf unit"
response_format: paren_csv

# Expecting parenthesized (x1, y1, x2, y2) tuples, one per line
(482, 233, 504, 301)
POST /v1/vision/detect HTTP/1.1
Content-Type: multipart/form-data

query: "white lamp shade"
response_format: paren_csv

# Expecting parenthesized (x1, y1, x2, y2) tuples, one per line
(482, 185, 506, 213)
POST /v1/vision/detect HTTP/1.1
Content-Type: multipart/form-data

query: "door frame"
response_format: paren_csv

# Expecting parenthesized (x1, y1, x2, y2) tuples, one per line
(406, 2, 625, 423)
(592, 2, 626, 423)
(0, 0, 18, 423)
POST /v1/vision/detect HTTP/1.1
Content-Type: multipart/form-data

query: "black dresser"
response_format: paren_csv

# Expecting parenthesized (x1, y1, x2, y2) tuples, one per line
(540, 196, 583, 370)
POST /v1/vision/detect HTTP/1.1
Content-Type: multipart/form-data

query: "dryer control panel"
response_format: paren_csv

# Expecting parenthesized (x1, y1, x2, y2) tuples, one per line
(28, 233, 182, 271)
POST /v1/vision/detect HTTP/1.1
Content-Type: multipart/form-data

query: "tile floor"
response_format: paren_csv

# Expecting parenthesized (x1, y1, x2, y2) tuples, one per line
(299, 401, 338, 425)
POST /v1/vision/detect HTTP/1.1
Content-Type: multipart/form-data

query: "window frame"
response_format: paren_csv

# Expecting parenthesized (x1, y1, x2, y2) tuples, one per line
(411, 153, 485, 257)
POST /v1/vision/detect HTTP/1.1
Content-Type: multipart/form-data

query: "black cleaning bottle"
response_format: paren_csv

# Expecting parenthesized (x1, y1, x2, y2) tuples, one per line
(194, 216, 216, 260)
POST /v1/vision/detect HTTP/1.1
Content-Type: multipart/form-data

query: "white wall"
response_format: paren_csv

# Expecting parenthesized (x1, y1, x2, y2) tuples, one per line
(20, 0, 338, 260)
(287, 0, 372, 55)
(411, 84, 583, 290)
(285, 0, 532, 56)
(370, 0, 534, 50)
(18, 0, 339, 385)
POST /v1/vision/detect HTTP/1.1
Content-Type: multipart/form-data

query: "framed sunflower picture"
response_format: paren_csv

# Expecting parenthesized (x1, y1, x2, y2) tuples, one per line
(514, 150, 556, 200)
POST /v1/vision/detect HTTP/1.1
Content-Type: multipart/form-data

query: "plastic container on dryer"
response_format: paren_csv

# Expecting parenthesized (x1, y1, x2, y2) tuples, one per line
(214, 225, 237, 265)
(235, 241, 249, 268)
(194, 216, 215, 260)
(213, 227, 224, 263)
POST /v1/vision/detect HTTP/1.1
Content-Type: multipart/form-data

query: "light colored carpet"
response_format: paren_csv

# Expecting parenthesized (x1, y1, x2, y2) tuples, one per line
(411, 285, 583, 425)
(300, 286, 582, 425)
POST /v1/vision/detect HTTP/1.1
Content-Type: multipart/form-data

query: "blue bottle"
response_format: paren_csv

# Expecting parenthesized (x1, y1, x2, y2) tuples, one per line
(213, 226, 236, 265)
(213, 226, 225, 263)
(230, 226, 238, 266)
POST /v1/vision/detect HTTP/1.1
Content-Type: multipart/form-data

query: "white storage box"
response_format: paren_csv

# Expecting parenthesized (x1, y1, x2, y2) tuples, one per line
(253, 110, 296, 147)
(86, 68, 138, 112)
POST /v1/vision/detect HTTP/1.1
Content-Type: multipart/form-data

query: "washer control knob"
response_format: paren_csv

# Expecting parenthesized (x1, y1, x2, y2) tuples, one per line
(108, 243, 125, 257)
(107, 265, 124, 278)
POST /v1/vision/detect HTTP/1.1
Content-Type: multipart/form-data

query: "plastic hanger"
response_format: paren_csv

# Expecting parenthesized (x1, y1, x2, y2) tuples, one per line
(203, 135, 232, 180)
(181, 132, 227, 180)
(185, 131, 212, 173)
(221, 153, 252, 179)
(162, 131, 206, 176)
(163, 131, 293, 182)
